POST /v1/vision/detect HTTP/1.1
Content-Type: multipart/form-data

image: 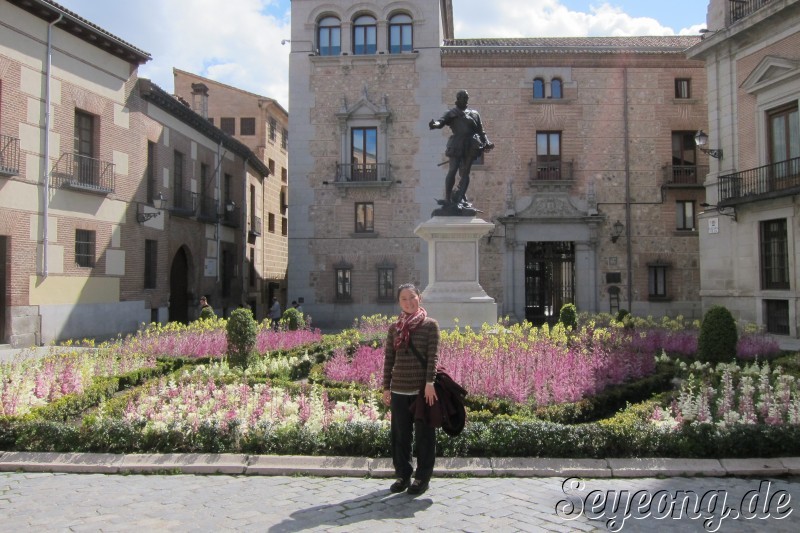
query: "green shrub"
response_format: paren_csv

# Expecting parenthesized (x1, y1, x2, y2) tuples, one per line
(697, 305, 738, 363)
(280, 307, 305, 331)
(226, 308, 257, 368)
(558, 303, 578, 329)
(615, 309, 630, 322)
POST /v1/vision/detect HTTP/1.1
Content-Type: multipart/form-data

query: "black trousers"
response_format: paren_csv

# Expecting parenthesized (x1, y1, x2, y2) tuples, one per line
(390, 393, 436, 482)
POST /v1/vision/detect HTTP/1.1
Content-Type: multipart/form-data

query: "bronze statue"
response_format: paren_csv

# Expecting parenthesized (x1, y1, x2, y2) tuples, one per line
(429, 90, 494, 215)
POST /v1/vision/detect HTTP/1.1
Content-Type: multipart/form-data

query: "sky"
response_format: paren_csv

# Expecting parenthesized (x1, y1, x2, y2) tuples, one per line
(52, 0, 709, 110)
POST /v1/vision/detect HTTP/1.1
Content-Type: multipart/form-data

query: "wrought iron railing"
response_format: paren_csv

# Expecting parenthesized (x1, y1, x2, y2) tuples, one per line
(249, 215, 262, 236)
(728, 0, 773, 25)
(171, 187, 197, 216)
(335, 162, 391, 182)
(0, 134, 20, 176)
(220, 205, 240, 228)
(51, 153, 114, 193)
(528, 160, 573, 181)
(662, 164, 708, 185)
(718, 157, 800, 203)
(197, 194, 219, 223)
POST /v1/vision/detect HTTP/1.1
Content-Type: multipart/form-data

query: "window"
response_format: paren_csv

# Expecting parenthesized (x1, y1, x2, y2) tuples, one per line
(675, 78, 691, 99)
(240, 117, 255, 136)
(74, 110, 96, 185)
(378, 266, 394, 301)
(351, 127, 377, 180)
(268, 118, 277, 142)
(648, 264, 667, 298)
(389, 13, 413, 53)
(760, 219, 789, 290)
(75, 229, 95, 268)
(355, 202, 374, 233)
(281, 217, 287, 236)
(173, 151, 185, 207)
(268, 213, 275, 233)
(533, 78, 545, 99)
(765, 299, 790, 335)
(224, 173, 232, 206)
(768, 103, 800, 164)
(249, 248, 256, 287)
(335, 266, 352, 301)
(144, 239, 157, 289)
(281, 167, 287, 183)
(353, 15, 377, 55)
(676, 201, 695, 231)
(280, 187, 287, 215)
(551, 78, 562, 99)
(536, 132, 561, 179)
(146, 141, 156, 204)
(281, 128, 288, 150)
(268, 159, 275, 175)
(220, 117, 235, 135)
(671, 131, 698, 183)
(318, 16, 341, 56)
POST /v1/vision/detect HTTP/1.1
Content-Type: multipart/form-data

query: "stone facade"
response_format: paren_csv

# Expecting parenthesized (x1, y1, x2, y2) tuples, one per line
(173, 70, 290, 319)
(288, 0, 708, 328)
(688, 0, 800, 340)
(0, 1, 270, 345)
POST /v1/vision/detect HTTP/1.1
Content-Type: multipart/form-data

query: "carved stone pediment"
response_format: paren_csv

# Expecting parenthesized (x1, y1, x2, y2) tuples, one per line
(742, 56, 800, 94)
(515, 194, 588, 220)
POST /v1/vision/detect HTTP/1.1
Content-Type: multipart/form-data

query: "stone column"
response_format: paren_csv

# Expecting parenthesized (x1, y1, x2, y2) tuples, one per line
(414, 216, 497, 329)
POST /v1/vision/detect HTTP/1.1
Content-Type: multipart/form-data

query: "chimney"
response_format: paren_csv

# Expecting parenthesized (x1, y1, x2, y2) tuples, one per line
(191, 83, 209, 119)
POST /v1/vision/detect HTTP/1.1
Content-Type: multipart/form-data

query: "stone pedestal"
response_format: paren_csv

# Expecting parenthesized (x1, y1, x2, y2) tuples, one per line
(414, 216, 497, 329)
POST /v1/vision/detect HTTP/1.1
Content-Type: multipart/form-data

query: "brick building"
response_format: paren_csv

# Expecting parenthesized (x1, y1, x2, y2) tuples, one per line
(0, 0, 269, 345)
(688, 0, 800, 341)
(287, 0, 709, 328)
(173, 70, 289, 318)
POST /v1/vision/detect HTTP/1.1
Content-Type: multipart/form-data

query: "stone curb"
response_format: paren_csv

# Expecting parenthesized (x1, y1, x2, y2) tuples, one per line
(0, 452, 798, 478)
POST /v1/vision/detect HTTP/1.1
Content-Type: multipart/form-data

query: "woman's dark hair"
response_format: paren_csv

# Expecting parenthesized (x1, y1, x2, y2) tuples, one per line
(396, 283, 420, 300)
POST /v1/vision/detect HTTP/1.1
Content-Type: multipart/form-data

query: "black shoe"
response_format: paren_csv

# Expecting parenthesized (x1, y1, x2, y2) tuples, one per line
(389, 478, 410, 493)
(407, 479, 429, 495)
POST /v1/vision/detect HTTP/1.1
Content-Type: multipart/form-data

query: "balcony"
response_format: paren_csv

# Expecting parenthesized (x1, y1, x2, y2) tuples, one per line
(528, 160, 574, 182)
(170, 187, 197, 217)
(717, 157, 800, 204)
(662, 164, 708, 186)
(197, 194, 219, 223)
(0, 134, 20, 176)
(249, 215, 262, 237)
(51, 153, 114, 194)
(728, 0, 773, 25)
(335, 163, 391, 183)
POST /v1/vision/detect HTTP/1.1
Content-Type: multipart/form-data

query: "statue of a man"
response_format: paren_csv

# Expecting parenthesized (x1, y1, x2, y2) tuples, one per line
(429, 90, 494, 213)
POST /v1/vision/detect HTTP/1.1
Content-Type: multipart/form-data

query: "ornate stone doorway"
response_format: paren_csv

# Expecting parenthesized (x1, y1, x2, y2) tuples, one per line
(524, 241, 575, 325)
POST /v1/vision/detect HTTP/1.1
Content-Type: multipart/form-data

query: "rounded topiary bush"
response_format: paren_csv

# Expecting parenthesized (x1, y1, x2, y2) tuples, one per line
(697, 305, 738, 363)
(558, 303, 578, 330)
(281, 307, 305, 331)
(226, 307, 257, 368)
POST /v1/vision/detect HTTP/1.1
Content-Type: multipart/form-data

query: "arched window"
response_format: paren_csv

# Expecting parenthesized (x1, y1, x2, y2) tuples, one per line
(318, 16, 341, 56)
(389, 13, 413, 53)
(353, 15, 377, 55)
(551, 78, 563, 99)
(533, 78, 545, 99)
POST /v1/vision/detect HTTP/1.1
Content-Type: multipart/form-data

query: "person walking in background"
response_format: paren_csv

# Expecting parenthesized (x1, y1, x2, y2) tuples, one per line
(198, 296, 215, 320)
(382, 283, 439, 496)
(269, 297, 282, 330)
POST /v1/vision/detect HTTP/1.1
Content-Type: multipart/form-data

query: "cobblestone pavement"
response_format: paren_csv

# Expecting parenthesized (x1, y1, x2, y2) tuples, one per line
(1, 473, 799, 532)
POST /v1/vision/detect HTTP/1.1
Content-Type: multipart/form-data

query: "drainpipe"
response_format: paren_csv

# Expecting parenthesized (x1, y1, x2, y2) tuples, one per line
(623, 68, 633, 307)
(216, 140, 222, 283)
(42, 14, 63, 278)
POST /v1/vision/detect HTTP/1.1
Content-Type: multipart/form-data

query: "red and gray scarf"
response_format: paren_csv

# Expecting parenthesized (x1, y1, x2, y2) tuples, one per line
(393, 307, 427, 350)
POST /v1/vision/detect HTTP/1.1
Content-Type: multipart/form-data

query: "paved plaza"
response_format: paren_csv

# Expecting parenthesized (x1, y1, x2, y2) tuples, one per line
(1, 471, 799, 532)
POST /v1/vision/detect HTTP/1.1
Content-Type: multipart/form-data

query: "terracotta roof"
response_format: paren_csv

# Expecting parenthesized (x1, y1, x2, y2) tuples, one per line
(7, 0, 151, 64)
(443, 36, 701, 54)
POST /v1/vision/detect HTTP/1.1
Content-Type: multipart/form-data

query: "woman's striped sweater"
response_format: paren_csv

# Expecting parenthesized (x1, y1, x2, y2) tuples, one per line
(382, 317, 440, 394)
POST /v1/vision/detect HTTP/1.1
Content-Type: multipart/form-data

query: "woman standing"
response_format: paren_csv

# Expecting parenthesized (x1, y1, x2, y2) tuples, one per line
(382, 283, 439, 495)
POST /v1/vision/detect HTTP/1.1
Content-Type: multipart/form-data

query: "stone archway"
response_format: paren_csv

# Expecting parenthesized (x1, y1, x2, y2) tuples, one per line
(169, 247, 191, 323)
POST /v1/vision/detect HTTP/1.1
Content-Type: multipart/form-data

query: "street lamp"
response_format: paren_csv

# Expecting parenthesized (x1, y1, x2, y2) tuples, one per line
(610, 220, 624, 243)
(694, 130, 723, 159)
(137, 192, 167, 223)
